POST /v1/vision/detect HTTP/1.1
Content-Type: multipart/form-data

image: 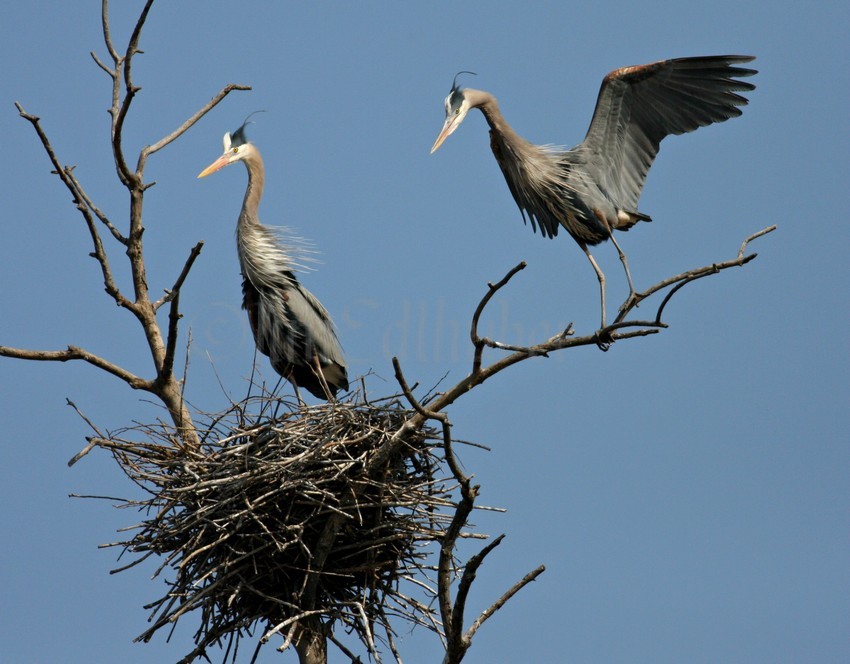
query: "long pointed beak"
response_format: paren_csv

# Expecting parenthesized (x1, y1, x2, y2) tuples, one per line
(430, 118, 457, 154)
(197, 154, 230, 178)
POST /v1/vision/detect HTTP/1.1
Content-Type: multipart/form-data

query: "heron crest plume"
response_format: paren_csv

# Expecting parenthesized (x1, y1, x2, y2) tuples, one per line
(451, 70, 477, 91)
(229, 109, 268, 147)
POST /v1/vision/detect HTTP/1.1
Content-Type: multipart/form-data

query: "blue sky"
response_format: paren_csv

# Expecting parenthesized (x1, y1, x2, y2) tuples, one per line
(1, 2, 847, 662)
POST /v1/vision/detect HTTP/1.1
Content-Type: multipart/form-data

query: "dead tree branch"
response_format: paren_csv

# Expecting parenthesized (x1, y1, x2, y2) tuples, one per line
(382, 224, 775, 663)
(138, 83, 252, 174)
(0, 344, 150, 390)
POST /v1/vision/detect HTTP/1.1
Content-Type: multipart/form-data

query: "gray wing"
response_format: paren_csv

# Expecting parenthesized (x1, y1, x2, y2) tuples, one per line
(579, 55, 757, 211)
(285, 281, 347, 372)
(243, 273, 348, 398)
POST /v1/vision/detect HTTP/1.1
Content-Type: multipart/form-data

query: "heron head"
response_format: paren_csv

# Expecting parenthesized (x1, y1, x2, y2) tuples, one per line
(197, 111, 266, 178)
(430, 71, 477, 154)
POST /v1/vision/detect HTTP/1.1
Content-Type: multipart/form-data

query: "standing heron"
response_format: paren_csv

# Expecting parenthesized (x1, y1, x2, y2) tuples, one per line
(431, 56, 757, 328)
(198, 119, 348, 400)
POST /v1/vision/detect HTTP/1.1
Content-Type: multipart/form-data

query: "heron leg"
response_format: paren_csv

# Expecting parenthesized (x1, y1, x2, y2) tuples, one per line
(578, 241, 607, 330)
(611, 233, 637, 298)
(594, 209, 639, 311)
(311, 355, 336, 402)
(291, 379, 306, 407)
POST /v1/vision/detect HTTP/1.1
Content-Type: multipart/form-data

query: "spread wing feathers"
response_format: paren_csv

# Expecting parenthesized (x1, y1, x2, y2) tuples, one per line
(579, 55, 757, 212)
(242, 274, 349, 399)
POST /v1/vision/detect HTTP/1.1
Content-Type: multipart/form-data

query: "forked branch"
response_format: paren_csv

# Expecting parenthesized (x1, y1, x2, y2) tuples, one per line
(385, 223, 775, 663)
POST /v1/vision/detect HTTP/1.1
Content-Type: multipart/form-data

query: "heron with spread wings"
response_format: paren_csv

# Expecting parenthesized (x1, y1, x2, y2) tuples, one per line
(198, 120, 348, 400)
(431, 56, 757, 328)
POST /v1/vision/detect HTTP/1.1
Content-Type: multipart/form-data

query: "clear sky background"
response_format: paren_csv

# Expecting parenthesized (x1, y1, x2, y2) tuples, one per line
(1, 2, 847, 663)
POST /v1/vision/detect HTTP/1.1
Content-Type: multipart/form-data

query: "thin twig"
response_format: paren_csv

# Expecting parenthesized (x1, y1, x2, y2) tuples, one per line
(470, 261, 527, 375)
(110, 0, 154, 187)
(100, 0, 119, 62)
(393, 357, 448, 425)
(739, 225, 776, 259)
(464, 564, 546, 641)
(14, 103, 134, 311)
(65, 167, 127, 244)
(158, 242, 204, 383)
(613, 225, 777, 326)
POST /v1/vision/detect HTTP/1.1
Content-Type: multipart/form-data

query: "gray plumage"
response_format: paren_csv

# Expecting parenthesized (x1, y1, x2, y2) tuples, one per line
(432, 56, 757, 326)
(199, 123, 348, 399)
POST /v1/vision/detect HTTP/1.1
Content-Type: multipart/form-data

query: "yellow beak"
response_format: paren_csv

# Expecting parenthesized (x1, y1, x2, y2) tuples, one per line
(197, 154, 231, 178)
(430, 117, 458, 154)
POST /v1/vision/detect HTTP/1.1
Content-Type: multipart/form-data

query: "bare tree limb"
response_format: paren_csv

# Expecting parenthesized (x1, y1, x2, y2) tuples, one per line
(429, 225, 777, 427)
(452, 534, 505, 640)
(738, 225, 776, 258)
(90, 49, 113, 76)
(66, 398, 107, 439)
(397, 353, 546, 663)
(124, 0, 154, 90)
(326, 633, 362, 664)
(0, 344, 151, 390)
(160, 292, 183, 385)
(393, 357, 448, 425)
(261, 610, 328, 646)
(439, 482, 477, 656)
(395, 356, 538, 664)
(65, 399, 111, 466)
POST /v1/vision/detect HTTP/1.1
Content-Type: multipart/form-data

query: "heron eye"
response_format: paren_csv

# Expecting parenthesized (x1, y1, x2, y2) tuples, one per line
(454, 108, 460, 115)
(232, 147, 238, 154)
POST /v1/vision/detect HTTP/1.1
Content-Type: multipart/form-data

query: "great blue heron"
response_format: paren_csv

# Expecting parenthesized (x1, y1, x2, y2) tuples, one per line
(431, 56, 757, 328)
(198, 119, 348, 400)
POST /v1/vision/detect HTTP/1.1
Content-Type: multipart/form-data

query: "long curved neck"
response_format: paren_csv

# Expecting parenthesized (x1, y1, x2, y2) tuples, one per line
(465, 88, 530, 148)
(235, 147, 296, 288)
(239, 148, 265, 227)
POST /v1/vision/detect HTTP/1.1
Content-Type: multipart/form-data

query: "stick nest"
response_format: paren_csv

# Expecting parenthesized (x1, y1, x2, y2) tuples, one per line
(90, 393, 455, 661)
